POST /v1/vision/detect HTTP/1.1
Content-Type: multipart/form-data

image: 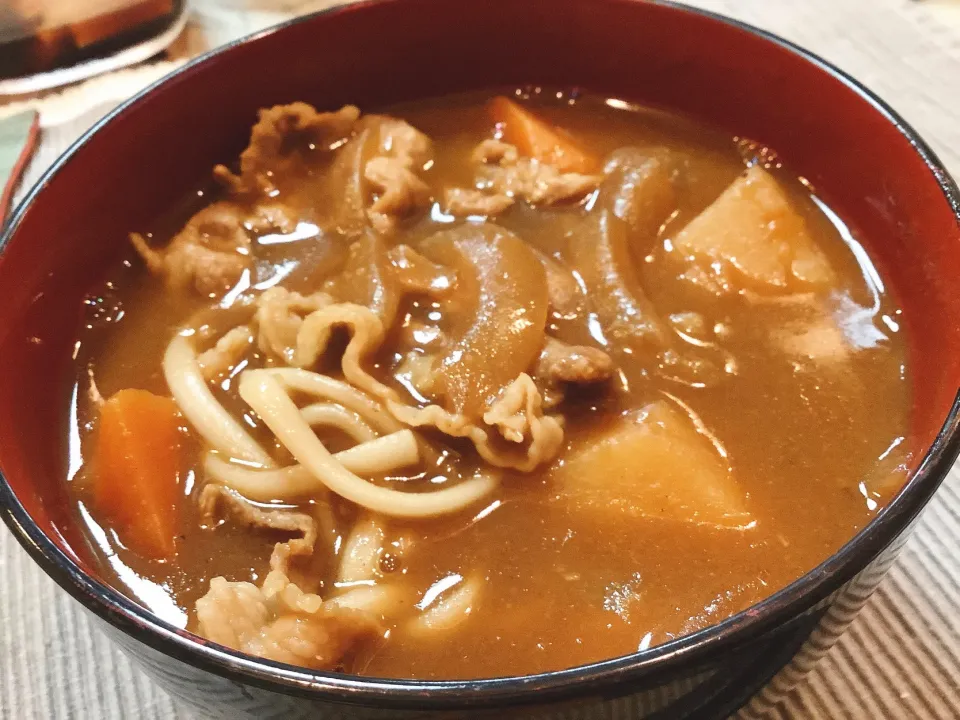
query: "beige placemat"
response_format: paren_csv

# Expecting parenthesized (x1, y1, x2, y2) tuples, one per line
(2, 1, 959, 718)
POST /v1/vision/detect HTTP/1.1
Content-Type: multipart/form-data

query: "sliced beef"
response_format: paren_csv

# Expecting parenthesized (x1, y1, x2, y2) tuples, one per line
(365, 156, 431, 233)
(254, 287, 333, 362)
(534, 337, 616, 386)
(196, 325, 254, 381)
(362, 117, 434, 233)
(244, 201, 299, 234)
(198, 484, 317, 576)
(472, 138, 518, 165)
(243, 609, 378, 668)
(443, 188, 514, 217)
(130, 202, 253, 297)
(371, 116, 432, 168)
(473, 139, 602, 205)
(214, 103, 360, 196)
(195, 573, 380, 670)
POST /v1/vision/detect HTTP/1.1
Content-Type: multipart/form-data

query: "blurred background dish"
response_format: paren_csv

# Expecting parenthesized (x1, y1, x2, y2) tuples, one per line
(0, 0, 187, 95)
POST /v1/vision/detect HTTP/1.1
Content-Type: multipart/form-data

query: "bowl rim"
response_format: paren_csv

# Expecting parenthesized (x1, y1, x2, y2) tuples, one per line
(1, 0, 960, 710)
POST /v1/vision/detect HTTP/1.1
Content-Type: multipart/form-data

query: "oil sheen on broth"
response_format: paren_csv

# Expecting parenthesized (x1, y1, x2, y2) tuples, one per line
(67, 89, 909, 680)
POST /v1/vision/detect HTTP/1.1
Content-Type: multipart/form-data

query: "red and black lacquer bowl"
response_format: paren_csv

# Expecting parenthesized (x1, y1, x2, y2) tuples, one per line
(1, 1, 959, 718)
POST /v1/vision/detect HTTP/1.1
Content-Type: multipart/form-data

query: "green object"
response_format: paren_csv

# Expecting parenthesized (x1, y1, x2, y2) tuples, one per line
(0, 109, 39, 224)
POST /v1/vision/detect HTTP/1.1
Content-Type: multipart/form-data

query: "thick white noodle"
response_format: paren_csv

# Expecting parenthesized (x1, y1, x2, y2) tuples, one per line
(326, 585, 403, 618)
(163, 334, 273, 466)
(331, 430, 420, 475)
(300, 402, 377, 443)
(263, 367, 403, 435)
(337, 515, 385, 584)
(407, 576, 480, 635)
(203, 431, 420, 502)
(238, 370, 499, 518)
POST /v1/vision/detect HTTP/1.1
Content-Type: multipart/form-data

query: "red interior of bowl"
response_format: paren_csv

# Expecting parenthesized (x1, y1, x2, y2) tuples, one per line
(0, 0, 957, 577)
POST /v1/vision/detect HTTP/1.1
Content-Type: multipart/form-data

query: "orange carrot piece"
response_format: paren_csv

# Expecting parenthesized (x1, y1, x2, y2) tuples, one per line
(489, 96, 598, 174)
(94, 389, 182, 560)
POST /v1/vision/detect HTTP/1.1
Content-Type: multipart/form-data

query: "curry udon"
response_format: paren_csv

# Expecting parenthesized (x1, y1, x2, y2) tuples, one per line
(67, 89, 909, 679)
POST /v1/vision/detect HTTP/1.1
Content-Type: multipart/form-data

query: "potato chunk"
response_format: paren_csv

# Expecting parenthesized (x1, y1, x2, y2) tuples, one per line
(553, 402, 753, 530)
(672, 166, 833, 290)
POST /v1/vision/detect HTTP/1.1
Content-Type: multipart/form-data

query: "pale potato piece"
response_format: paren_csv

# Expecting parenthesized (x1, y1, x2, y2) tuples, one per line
(762, 292, 886, 368)
(553, 402, 754, 530)
(777, 315, 850, 364)
(673, 166, 833, 290)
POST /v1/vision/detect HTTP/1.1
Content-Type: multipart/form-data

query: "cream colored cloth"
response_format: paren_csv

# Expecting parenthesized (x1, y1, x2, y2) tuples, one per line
(2, 1, 960, 718)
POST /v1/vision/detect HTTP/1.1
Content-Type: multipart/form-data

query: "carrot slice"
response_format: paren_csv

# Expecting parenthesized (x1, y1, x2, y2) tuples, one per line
(94, 389, 182, 560)
(489, 96, 598, 174)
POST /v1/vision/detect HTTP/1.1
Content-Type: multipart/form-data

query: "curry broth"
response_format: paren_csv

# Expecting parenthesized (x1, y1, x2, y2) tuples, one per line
(67, 89, 908, 679)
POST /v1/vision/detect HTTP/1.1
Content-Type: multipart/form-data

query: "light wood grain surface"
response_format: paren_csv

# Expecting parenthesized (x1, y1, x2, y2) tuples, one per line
(1, 1, 959, 718)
